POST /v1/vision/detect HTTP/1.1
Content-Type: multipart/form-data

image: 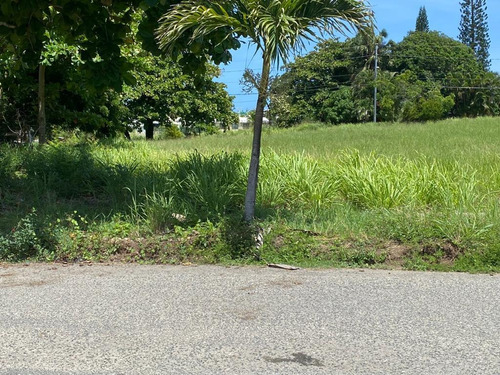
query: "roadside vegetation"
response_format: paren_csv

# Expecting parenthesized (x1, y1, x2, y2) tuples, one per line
(1, 117, 499, 272)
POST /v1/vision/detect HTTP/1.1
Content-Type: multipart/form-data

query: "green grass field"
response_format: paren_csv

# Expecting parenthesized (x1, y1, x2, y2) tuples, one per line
(1, 117, 499, 271)
(152, 117, 500, 162)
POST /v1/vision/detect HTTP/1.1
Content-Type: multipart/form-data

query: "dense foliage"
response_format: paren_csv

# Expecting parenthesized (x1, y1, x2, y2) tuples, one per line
(0, 0, 145, 142)
(270, 30, 500, 126)
(0, 1, 237, 143)
(124, 52, 237, 139)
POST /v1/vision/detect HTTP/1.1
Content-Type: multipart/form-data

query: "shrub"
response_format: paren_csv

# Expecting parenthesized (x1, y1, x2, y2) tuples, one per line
(160, 125, 184, 140)
(0, 210, 44, 261)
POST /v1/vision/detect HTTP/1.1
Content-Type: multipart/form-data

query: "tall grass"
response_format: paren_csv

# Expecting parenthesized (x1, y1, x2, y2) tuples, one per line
(257, 150, 484, 210)
(136, 152, 246, 230)
(1, 132, 497, 228)
(1, 117, 499, 269)
(258, 152, 338, 210)
(335, 150, 479, 209)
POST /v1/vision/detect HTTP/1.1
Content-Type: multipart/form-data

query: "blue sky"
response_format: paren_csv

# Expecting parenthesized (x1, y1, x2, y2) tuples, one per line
(215, 0, 500, 112)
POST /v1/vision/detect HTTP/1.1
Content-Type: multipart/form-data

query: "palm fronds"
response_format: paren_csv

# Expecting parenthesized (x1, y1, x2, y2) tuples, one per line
(156, 0, 374, 65)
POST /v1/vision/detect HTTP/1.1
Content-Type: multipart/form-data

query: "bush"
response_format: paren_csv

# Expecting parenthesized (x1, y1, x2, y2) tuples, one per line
(0, 210, 44, 261)
(0, 145, 22, 190)
(160, 125, 184, 139)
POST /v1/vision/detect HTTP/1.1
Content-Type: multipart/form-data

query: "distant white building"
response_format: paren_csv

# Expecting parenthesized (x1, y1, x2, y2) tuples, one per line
(235, 116, 269, 130)
(236, 116, 249, 129)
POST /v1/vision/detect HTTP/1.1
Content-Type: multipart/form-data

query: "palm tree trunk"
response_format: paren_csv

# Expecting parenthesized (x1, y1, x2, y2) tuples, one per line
(37, 64, 47, 144)
(244, 54, 271, 222)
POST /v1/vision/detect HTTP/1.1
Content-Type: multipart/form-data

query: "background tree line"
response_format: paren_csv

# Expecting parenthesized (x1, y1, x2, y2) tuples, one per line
(268, 0, 496, 127)
(268, 29, 499, 127)
(1, 0, 495, 143)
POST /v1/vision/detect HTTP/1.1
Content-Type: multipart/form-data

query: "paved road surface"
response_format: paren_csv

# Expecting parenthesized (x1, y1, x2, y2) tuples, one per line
(0, 264, 498, 375)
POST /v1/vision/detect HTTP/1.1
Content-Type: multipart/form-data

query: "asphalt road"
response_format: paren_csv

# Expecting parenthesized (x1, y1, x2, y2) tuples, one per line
(0, 264, 498, 375)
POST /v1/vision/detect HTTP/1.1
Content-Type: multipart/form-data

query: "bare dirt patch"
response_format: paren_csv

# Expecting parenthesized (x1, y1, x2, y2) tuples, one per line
(382, 241, 412, 268)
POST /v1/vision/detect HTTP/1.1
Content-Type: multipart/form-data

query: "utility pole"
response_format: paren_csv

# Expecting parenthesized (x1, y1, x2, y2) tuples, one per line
(373, 43, 378, 123)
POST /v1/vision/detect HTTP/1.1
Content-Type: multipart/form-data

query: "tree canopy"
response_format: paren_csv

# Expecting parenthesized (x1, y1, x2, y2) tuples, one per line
(391, 31, 482, 79)
(0, 0, 142, 142)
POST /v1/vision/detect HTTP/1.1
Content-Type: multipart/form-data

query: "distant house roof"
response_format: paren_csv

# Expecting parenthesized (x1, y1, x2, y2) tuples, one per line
(239, 116, 269, 124)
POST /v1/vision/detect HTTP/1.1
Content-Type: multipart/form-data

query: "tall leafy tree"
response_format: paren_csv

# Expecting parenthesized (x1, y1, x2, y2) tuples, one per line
(459, 0, 490, 70)
(391, 31, 493, 117)
(156, 0, 373, 222)
(392, 31, 482, 78)
(0, 0, 141, 143)
(125, 10, 237, 140)
(270, 38, 356, 126)
(124, 53, 237, 139)
(415, 6, 429, 32)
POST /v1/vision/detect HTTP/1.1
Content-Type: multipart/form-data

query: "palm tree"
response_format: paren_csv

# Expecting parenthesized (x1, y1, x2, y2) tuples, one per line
(157, 0, 373, 222)
(348, 28, 388, 72)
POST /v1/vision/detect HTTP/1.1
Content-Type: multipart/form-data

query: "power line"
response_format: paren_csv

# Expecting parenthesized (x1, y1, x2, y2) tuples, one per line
(228, 83, 500, 97)
(219, 54, 500, 73)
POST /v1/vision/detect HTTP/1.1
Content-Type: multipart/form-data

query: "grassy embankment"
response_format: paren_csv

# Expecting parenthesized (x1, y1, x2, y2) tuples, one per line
(1, 117, 499, 271)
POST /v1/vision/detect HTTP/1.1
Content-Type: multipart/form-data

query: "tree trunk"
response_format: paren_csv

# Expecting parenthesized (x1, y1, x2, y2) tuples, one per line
(243, 54, 271, 222)
(37, 64, 47, 144)
(145, 119, 154, 140)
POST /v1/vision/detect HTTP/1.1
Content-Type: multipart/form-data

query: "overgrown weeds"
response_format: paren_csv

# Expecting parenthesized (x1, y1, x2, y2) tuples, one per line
(1, 119, 499, 272)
